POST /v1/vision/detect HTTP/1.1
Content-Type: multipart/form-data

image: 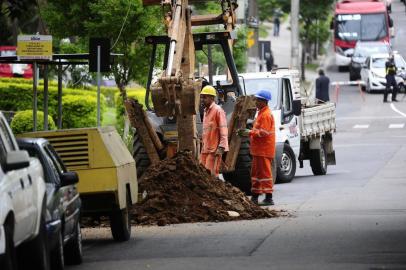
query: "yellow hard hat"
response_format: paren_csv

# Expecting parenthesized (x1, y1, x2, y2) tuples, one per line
(200, 85, 217, 96)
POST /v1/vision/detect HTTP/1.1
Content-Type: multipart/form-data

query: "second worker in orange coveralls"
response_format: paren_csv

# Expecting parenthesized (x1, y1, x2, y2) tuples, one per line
(238, 90, 275, 205)
(200, 85, 229, 177)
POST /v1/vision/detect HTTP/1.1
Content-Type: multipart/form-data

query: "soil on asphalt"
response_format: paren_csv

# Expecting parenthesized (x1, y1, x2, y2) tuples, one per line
(131, 152, 280, 226)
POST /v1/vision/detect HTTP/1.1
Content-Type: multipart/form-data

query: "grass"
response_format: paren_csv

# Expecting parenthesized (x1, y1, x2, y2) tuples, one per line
(102, 107, 116, 126)
(305, 63, 319, 71)
(259, 24, 270, 39)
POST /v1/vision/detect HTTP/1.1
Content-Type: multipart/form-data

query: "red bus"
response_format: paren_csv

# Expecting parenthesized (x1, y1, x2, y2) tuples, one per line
(332, 0, 392, 70)
(0, 46, 33, 78)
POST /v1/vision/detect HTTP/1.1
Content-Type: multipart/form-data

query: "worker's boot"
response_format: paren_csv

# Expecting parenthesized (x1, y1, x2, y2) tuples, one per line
(251, 194, 259, 205)
(262, 193, 274, 206)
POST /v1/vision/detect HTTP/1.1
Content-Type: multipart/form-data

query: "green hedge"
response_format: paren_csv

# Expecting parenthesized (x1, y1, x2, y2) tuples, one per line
(62, 95, 105, 128)
(0, 82, 103, 119)
(0, 77, 144, 108)
(11, 110, 56, 134)
(0, 77, 58, 87)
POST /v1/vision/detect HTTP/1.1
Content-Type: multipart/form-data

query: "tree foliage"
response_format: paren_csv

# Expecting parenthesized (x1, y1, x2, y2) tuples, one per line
(43, 0, 163, 95)
(0, 0, 44, 44)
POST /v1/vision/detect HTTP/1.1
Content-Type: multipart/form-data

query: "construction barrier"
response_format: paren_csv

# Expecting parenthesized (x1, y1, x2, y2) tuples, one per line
(331, 80, 366, 104)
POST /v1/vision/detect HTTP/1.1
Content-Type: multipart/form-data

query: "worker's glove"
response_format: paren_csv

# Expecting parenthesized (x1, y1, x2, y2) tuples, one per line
(215, 147, 225, 156)
(237, 128, 251, 137)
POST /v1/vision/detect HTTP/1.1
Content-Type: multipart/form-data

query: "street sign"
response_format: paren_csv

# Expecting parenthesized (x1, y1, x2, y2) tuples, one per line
(247, 30, 255, 48)
(17, 35, 52, 60)
(89, 38, 110, 72)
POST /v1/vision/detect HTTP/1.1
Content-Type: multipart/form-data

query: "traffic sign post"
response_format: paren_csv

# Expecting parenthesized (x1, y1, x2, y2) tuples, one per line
(17, 35, 52, 131)
(89, 38, 110, 127)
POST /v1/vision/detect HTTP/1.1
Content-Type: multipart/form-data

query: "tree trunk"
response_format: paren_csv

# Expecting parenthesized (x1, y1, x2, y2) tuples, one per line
(11, 18, 19, 45)
(301, 41, 306, 81)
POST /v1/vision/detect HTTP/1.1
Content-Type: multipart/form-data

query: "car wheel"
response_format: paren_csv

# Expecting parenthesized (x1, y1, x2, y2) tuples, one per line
(0, 222, 17, 270)
(366, 79, 371, 93)
(64, 221, 83, 265)
(276, 144, 296, 184)
(51, 229, 64, 270)
(110, 192, 131, 242)
(398, 83, 405, 94)
(349, 70, 358, 81)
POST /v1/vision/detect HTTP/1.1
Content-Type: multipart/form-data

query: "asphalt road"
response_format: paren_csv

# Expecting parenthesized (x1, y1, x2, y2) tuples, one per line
(68, 2, 406, 270)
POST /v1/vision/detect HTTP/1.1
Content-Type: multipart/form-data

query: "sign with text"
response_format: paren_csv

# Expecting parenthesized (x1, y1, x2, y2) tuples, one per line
(17, 35, 53, 60)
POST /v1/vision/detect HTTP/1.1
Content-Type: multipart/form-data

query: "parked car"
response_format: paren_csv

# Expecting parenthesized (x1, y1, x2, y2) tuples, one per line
(17, 138, 82, 270)
(394, 52, 406, 89)
(0, 111, 48, 270)
(360, 53, 405, 92)
(349, 41, 391, 81)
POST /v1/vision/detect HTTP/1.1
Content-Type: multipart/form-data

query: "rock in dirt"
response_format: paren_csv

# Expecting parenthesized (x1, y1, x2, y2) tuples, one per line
(131, 151, 281, 226)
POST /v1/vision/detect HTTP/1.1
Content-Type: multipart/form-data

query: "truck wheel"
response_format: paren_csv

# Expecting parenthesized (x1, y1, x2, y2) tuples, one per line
(51, 229, 64, 270)
(64, 221, 83, 265)
(276, 144, 296, 183)
(110, 192, 131, 242)
(310, 142, 327, 175)
(223, 137, 252, 195)
(398, 83, 405, 94)
(0, 222, 17, 270)
(132, 132, 151, 178)
(20, 207, 50, 270)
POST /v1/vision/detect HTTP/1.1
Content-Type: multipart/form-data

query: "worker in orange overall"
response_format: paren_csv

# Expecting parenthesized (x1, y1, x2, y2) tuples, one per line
(200, 85, 229, 177)
(238, 90, 275, 205)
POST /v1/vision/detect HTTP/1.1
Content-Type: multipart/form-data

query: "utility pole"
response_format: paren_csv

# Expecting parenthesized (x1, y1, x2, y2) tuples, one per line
(247, 0, 259, 72)
(291, 0, 300, 69)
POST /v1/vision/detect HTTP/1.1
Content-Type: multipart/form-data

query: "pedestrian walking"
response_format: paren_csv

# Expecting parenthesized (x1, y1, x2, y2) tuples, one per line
(315, 69, 330, 103)
(384, 53, 398, 102)
(265, 51, 274, 71)
(273, 17, 280, 37)
(237, 90, 275, 206)
(200, 85, 229, 177)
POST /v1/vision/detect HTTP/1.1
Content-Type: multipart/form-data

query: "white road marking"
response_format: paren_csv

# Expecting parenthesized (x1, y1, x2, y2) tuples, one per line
(337, 116, 404, 120)
(389, 123, 405, 129)
(390, 103, 406, 118)
(353, 124, 369, 129)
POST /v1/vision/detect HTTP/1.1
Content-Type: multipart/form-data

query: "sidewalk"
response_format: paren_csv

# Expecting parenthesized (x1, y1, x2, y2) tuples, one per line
(261, 18, 323, 89)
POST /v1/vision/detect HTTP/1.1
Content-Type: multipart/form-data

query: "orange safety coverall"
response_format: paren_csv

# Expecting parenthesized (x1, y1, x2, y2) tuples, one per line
(249, 106, 275, 194)
(201, 102, 229, 176)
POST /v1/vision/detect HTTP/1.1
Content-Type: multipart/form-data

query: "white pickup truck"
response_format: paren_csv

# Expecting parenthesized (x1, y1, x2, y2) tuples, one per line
(222, 68, 336, 190)
(0, 111, 49, 270)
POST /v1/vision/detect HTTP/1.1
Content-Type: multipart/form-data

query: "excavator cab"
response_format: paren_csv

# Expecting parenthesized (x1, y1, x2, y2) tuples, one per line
(143, 31, 243, 113)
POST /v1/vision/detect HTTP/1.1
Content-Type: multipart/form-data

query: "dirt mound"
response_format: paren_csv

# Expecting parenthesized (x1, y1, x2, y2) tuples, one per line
(131, 152, 279, 226)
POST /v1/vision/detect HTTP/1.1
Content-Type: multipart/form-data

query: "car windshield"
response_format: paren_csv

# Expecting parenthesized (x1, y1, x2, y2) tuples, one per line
(354, 44, 390, 57)
(371, 58, 387, 68)
(242, 78, 279, 109)
(336, 13, 388, 41)
(395, 55, 406, 68)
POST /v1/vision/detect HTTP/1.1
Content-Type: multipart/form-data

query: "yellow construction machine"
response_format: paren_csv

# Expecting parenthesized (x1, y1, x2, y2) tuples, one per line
(125, 0, 257, 193)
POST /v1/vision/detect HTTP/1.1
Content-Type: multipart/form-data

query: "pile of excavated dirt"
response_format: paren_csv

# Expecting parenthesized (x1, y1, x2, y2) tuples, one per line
(131, 152, 280, 226)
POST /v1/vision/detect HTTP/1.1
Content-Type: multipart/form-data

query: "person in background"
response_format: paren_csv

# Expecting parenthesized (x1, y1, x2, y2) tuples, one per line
(273, 16, 280, 37)
(237, 90, 275, 206)
(265, 51, 274, 71)
(384, 53, 398, 103)
(200, 85, 229, 177)
(315, 69, 330, 103)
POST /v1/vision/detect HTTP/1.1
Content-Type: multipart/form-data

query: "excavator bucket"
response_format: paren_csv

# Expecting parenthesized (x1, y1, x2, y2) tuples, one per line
(151, 80, 201, 117)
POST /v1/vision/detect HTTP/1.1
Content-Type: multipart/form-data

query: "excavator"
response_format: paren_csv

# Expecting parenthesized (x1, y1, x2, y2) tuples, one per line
(125, 0, 257, 193)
